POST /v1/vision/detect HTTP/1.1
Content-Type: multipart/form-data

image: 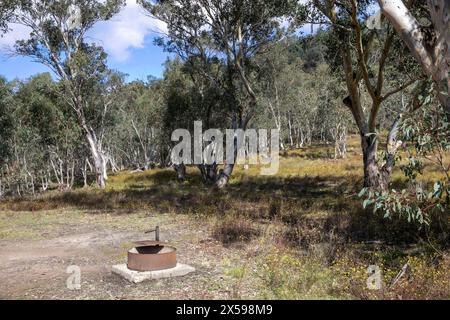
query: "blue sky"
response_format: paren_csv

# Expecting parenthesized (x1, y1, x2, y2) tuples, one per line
(0, 42, 169, 82)
(0, 0, 335, 83)
(0, 0, 170, 82)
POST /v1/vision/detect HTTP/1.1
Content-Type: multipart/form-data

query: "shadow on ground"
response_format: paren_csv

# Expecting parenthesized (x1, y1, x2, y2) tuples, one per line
(2, 169, 448, 248)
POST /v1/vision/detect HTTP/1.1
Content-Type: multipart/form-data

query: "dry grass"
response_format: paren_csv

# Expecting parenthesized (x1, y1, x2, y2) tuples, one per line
(0, 135, 448, 299)
(211, 214, 261, 245)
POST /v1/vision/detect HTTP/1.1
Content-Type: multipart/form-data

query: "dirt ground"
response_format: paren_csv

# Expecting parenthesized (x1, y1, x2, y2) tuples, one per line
(0, 209, 261, 299)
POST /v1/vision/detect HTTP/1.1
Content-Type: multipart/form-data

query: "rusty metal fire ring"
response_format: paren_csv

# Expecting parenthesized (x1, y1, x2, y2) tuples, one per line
(127, 242, 177, 272)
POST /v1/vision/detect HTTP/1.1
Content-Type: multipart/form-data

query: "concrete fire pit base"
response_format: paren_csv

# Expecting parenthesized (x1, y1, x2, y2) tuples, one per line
(112, 263, 196, 283)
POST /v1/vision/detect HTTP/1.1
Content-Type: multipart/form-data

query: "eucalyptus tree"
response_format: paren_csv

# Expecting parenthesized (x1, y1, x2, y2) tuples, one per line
(257, 34, 351, 157)
(158, 58, 226, 181)
(9, 0, 124, 188)
(183, 56, 233, 183)
(0, 77, 15, 197)
(310, 0, 425, 189)
(0, 73, 85, 195)
(260, 48, 317, 149)
(159, 58, 200, 180)
(258, 38, 299, 150)
(139, 0, 301, 187)
(12, 73, 76, 192)
(0, 77, 13, 162)
(110, 78, 167, 170)
(360, 0, 449, 225)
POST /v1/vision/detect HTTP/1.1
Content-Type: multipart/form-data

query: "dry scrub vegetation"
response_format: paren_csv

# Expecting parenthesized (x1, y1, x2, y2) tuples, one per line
(0, 136, 449, 299)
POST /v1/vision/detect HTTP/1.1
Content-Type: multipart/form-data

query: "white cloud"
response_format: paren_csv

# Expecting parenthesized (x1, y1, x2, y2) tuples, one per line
(88, 0, 167, 62)
(0, 0, 167, 62)
(0, 23, 31, 51)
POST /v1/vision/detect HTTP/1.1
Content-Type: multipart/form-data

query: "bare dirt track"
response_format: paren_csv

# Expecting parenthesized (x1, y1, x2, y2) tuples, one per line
(0, 210, 259, 299)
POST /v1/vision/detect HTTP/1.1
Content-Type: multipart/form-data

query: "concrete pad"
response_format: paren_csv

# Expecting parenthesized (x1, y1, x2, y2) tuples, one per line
(112, 263, 196, 283)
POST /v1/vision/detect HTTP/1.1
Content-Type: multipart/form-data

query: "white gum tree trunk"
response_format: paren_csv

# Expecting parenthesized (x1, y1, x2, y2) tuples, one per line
(378, 0, 449, 113)
(85, 131, 107, 189)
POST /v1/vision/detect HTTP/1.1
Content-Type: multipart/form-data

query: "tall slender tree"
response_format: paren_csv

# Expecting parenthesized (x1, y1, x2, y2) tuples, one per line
(139, 0, 300, 187)
(311, 0, 425, 189)
(10, 0, 124, 188)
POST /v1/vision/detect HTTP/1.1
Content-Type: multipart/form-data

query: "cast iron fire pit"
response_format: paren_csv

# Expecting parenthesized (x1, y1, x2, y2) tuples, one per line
(127, 226, 177, 272)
